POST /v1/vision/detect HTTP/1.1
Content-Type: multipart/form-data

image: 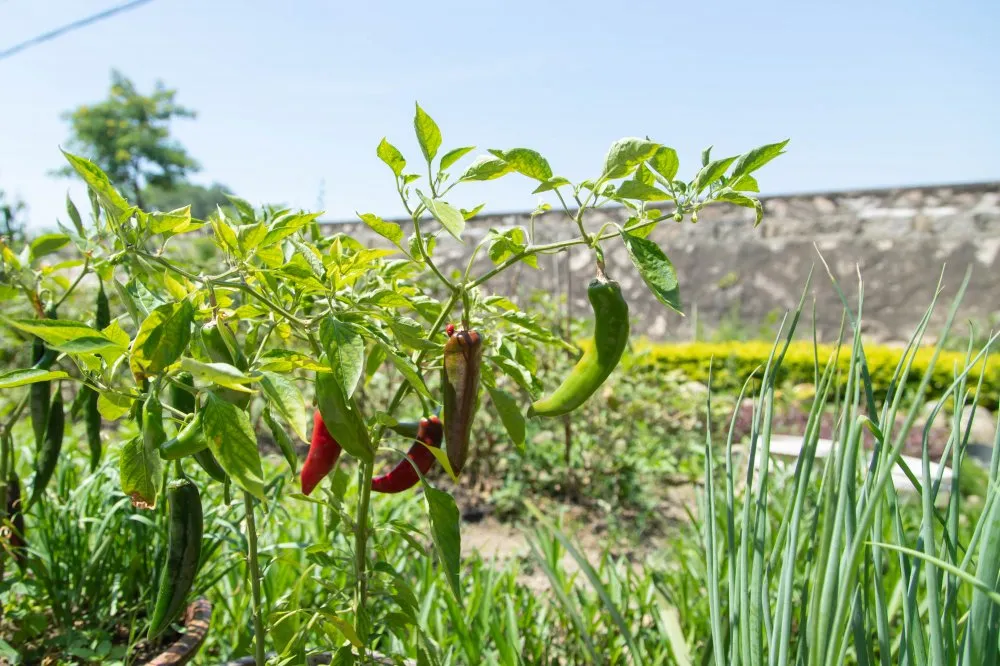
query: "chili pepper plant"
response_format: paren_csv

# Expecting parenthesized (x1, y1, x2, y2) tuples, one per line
(0, 105, 786, 663)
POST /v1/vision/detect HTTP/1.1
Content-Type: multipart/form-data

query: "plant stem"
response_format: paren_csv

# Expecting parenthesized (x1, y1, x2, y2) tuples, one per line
(243, 491, 267, 666)
(54, 256, 90, 310)
(353, 459, 375, 661)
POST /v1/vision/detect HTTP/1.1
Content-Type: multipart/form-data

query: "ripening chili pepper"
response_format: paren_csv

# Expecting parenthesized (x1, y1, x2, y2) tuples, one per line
(148, 477, 204, 639)
(372, 415, 443, 494)
(445, 323, 456, 337)
(301, 410, 342, 496)
(29, 388, 64, 507)
(82, 282, 110, 471)
(529, 275, 629, 417)
(442, 329, 483, 475)
(315, 371, 372, 463)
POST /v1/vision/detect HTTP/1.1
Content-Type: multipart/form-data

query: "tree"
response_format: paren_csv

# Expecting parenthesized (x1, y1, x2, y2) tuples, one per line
(142, 181, 233, 219)
(56, 70, 199, 209)
(0, 188, 27, 245)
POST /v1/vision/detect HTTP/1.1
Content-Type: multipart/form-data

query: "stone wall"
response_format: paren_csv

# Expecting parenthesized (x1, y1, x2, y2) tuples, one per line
(320, 182, 1000, 342)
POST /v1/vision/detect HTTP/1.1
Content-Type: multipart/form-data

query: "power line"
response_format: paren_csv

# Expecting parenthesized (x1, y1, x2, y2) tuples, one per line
(0, 0, 156, 62)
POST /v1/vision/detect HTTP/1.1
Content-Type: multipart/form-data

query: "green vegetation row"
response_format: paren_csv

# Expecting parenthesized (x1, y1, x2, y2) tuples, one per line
(628, 339, 1000, 409)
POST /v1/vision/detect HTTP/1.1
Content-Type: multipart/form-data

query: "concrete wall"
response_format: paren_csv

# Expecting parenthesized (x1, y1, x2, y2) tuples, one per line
(320, 182, 1000, 342)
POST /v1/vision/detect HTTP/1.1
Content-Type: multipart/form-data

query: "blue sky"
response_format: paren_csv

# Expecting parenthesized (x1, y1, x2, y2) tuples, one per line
(1, 0, 998, 232)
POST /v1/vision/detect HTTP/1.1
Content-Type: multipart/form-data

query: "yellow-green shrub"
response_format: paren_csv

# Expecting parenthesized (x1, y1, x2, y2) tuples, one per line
(625, 340, 999, 410)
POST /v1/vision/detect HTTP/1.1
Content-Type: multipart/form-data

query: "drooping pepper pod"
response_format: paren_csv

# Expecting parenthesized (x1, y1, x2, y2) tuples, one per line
(83, 281, 110, 471)
(529, 275, 629, 417)
(442, 329, 483, 475)
(29, 306, 58, 453)
(29, 388, 65, 507)
(372, 415, 443, 494)
(300, 409, 342, 496)
(147, 477, 204, 639)
(165, 373, 227, 483)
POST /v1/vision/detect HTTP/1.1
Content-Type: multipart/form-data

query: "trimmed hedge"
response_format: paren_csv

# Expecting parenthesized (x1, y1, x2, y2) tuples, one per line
(627, 340, 999, 410)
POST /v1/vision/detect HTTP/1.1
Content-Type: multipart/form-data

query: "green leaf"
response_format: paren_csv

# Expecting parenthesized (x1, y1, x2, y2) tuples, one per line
(320, 318, 365, 399)
(381, 344, 433, 400)
(377, 138, 407, 176)
(179, 358, 256, 392)
(225, 194, 256, 224)
(692, 156, 738, 194)
(66, 195, 85, 235)
(649, 146, 679, 182)
(615, 180, 672, 202)
(460, 156, 513, 182)
(414, 103, 442, 163)
(357, 212, 406, 253)
(620, 229, 683, 314)
(201, 394, 265, 499)
(439, 146, 475, 171)
(701, 145, 713, 167)
(30, 234, 71, 259)
(0, 317, 123, 355)
(388, 315, 437, 351)
(730, 139, 789, 179)
(61, 150, 131, 221)
(494, 148, 552, 181)
(0, 368, 70, 389)
(97, 392, 133, 421)
(532, 176, 571, 194)
(130, 300, 194, 378)
(715, 189, 764, 227)
(261, 212, 322, 247)
(623, 216, 658, 239)
(417, 192, 465, 241)
(601, 138, 660, 180)
(258, 371, 308, 442)
(634, 163, 654, 186)
(730, 174, 760, 192)
(148, 207, 192, 234)
(314, 372, 373, 463)
(119, 434, 161, 509)
(487, 386, 525, 450)
(424, 485, 462, 600)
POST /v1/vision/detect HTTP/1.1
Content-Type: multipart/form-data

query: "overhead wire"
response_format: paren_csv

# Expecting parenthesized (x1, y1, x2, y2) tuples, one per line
(0, 0, 156, 62)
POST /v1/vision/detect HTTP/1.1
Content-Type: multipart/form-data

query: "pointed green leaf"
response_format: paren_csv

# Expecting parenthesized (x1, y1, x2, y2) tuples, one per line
(731, 139, 789, 179)
(731, 174, 760, 192)
(425, 485, 462, 600)
(620, 229, 682, 314)
(692, 156, 738, 194)
(148, 206, 192, 234)
(601, 138, 660, 180)
(130, 300, 194, 377)
(61, 150, 131, 221)
(201, 394, 265, 498)
(320, 318, 365, 399)
(414, 103, 442, 163)
(715, 189, 765, 227)
(0, 317, 122, 355)
(66, 194, 85, 235)
(119, 434, 161, 509)
(30, 234, 71, 259)
(357, 212, 406, 253)
(495, 148, 552, 181)
(460, 156, 512, 182)
(98, 391, 133, 421)
(261, 212, 322, 247)
(615, 180, 673, 202)
(381, 344, 433, 400)
(439, 146, 475, 171)
(179, 358, 256, 392)
(258, 371, 308, 441)
(0, 368, 70, 389)
(649, 146, 679, 182)
(487, 386, 525, 450)
(417, 192, 465, 241)
(377, 137, 407, 176)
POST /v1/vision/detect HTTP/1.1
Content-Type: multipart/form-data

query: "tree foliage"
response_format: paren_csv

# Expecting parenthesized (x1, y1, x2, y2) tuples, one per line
(56, 70, 199, 209)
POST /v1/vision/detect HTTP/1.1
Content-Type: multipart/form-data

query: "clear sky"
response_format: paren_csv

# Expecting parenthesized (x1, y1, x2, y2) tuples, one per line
(1, 0, 998, 232)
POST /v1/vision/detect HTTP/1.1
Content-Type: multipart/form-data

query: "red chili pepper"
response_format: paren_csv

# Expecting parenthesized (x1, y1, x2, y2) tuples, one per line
(445, 323, 456, 337)
(371, 416, 443, 494)
(300, 410, 342, 496)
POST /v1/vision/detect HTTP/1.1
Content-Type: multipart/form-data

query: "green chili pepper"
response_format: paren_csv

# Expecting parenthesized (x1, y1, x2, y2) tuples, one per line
(529, 275, 629, 417)
(160, 413, 207, 460)
(30, 337, 50, 452)
(193, 448, 228, 484)
(442, 329, 483, 475)
(263, 406, 299, 474)
(148, 476, 204, 639)
(29, 389, 65, 507)
(315, 371, 373, 464)
(143, 390, 167, 459)
(200, 322, 251, 409)
(82, 282, 111, 471)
